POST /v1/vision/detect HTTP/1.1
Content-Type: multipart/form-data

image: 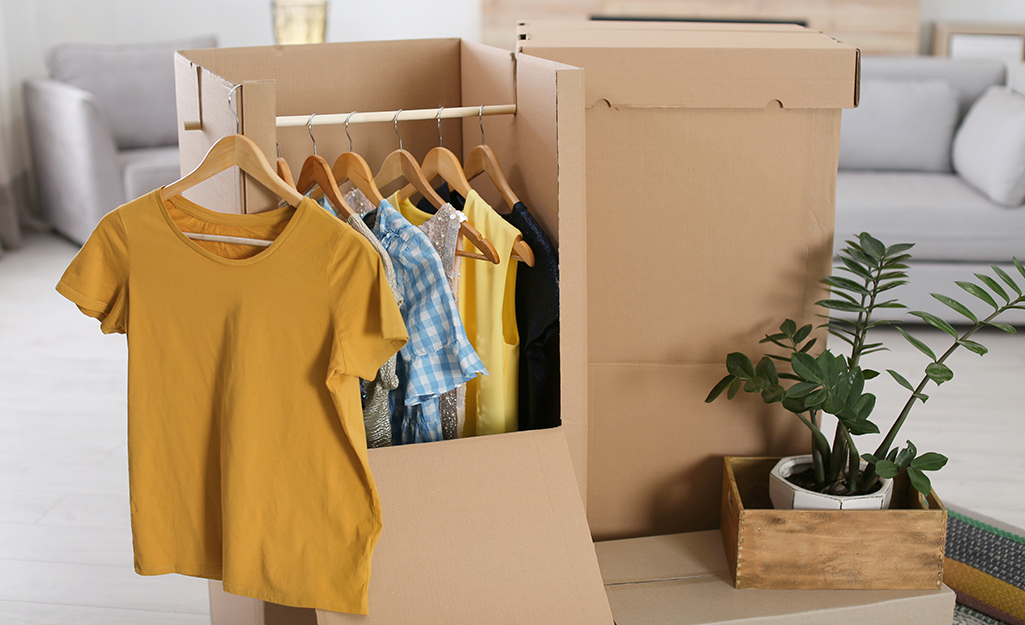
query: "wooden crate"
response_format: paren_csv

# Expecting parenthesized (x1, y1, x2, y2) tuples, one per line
(720, 456, 947, 589)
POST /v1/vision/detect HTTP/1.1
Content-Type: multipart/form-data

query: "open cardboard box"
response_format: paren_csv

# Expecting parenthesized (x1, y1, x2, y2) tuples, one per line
(175, 24, 953, 624)
(175, 37, 607, 625)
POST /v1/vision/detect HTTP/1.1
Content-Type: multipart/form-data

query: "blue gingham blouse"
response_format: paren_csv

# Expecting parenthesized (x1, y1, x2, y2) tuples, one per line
(371, 200, 487, 443)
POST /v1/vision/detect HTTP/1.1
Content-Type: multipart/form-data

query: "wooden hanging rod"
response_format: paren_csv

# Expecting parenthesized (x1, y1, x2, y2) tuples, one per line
(275, 104, 517, 128)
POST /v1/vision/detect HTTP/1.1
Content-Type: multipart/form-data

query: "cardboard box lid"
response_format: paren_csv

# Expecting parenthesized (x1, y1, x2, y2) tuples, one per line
(518, 21, 860, 109)
(318, 428, 613, 624)
(595, 531, 956, 625)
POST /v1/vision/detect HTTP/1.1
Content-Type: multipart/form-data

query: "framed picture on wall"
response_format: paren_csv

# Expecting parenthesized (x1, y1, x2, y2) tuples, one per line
(934, 21, 1025, 65)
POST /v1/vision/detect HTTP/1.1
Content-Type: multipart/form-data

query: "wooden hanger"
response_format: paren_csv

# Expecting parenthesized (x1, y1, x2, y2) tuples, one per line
(386, 109, 498, 264)
(464, 152, 535, 266)
(330, 112, 385, 207)
(297, 114, 355, 220)
(296, 154, 355, 220)
(399, 147, 473, 201)
(160, 134, 304, 248)
(276, 156, 295, 189)
(161, 134, 304, 206)
(395, 146, 503, 265)
(464, 144, 519, 209)
(378, 147, 505, 264)
(463, 109, 534, 267)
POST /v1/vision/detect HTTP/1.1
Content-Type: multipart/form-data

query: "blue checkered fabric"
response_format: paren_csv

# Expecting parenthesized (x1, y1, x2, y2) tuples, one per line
(372, 200, 487, 443)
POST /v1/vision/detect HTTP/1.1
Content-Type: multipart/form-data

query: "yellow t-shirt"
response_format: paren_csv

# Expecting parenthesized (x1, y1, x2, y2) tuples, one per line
(459, 190, 522, 436)
(55, 190, 407, 614)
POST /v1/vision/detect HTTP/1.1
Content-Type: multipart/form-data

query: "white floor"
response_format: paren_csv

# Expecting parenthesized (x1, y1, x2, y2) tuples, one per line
(0, 234, 209, 624)
(2, 232, 1024, 623)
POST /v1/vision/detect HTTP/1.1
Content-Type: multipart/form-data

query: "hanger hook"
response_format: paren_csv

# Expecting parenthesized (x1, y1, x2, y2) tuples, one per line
(478, 104, 485, 145)
(307, 113, 318, 155)
(436, 106, 444, 148)
(345, 111, 357, 153)
(228, 84, 241, 134)
(276, 143, 281, 159)
(393, 109, 403, 151)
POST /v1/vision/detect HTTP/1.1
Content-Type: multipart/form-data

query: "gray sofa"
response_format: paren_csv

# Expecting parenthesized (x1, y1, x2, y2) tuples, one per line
(24, 36, 215, 245)
(834, 56, 1025, 324)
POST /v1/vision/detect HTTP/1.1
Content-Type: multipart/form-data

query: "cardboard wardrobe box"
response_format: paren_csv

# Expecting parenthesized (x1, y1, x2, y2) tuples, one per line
(173, 39, 609, 624)
(518, 20, 862, 541)
(519, 21, 953, 624)
(595, 531, 957, 625)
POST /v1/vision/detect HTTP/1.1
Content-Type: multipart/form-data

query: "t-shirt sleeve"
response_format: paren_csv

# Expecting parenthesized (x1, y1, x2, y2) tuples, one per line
(328, 233, 408, 380)
(55, 210, 130, 334)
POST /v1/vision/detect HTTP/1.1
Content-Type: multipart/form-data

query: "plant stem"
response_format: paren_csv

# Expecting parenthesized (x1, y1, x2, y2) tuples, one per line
(860, 298, 1023, 491)
(848, 255, 884, 369)
(839, 425, 861, 494)
(811, 443, 826, 488)
(827, 427, 846, 484)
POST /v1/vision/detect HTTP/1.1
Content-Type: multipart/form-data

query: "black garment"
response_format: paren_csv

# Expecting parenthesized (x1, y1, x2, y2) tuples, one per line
(415, 182, 466, 214)
(502, 202, 560, 430)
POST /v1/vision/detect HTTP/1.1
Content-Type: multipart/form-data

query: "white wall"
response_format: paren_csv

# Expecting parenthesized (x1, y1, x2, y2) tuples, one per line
(5, 0, 479, 77)
(0, 0, 479, 212)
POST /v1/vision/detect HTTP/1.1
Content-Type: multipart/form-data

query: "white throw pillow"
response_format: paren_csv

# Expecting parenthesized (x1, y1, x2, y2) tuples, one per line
(953, 86, 1025, 207)
(839, 79, 960, 172)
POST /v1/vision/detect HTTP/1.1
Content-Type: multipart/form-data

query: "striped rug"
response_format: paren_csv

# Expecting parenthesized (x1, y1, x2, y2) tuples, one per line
(945, 505, 1025, 625)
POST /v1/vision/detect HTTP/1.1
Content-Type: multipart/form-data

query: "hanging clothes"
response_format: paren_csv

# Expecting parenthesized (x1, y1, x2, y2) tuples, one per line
(420, 188, 561, 432)
(390, 191, 467, 440)
(502, 202, 561, 430)
(319, 190, 404, 448)
(458, 190, 523, 437)
(369, 198, 486, 444)
(56, 191, 407, 614)
(347, 208, 403, 447)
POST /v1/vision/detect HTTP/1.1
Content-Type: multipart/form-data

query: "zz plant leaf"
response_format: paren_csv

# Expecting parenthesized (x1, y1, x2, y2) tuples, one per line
(706, 233, 1025, 501)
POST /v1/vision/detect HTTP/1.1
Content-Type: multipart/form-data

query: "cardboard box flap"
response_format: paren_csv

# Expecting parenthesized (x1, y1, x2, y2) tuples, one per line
(595, 532, 956, 625)
(596, 532, 728, 585)
(318, 429, 613, 625)
(519, 21, 859, 110)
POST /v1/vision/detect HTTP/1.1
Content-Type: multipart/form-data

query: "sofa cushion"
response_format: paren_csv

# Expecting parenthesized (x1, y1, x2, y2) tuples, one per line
(953, 86, 1025, 207)
(47, 35, 216, 151)
(859, 56, 1006, 121)
(834, 171, 1025, 262)
(839, 79, 960, 173)
(119, 146, 181, 202)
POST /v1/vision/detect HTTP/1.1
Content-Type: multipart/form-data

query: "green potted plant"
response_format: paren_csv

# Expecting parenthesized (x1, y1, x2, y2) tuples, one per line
(707, 233, 1024, 510)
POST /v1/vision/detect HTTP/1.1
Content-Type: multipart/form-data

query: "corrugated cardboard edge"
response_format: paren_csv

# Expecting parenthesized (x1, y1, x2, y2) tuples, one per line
(518, 20, 860, 110)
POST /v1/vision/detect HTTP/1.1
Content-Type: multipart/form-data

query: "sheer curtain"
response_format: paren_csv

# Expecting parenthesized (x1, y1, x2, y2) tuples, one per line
(0, 2, 32, 258)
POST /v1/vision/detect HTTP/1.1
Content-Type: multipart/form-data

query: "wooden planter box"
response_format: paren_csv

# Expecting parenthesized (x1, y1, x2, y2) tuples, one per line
(720, 456, 947, 590)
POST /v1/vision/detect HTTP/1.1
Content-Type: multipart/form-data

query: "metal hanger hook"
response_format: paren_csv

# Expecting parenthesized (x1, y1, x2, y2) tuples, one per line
(393, 109, 404, 151)
(307, 113, 318, 155)
(478, 104, 485, 145)
(345, 111, 357, 152)
(228, 84, 241, 134)
(436, 106, 444, 148)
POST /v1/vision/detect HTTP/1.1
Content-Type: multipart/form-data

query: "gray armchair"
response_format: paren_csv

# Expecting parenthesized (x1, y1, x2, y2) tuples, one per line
(24, 35, 215, 245)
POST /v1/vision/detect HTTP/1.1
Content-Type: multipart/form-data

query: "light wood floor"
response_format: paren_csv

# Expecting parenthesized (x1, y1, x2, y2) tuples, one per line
(2, 232, 1024, 622)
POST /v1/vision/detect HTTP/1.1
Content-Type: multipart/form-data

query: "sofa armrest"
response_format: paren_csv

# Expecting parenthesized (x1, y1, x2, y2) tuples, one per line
(24, 77, 126, 245)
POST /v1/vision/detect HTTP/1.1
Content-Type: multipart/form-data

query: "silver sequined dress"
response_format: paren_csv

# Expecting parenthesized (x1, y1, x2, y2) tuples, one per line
(414, 203, 467, 440)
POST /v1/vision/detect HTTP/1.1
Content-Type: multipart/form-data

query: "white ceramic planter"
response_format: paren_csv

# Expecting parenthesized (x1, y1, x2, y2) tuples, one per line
(768, 455, 894, 510)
